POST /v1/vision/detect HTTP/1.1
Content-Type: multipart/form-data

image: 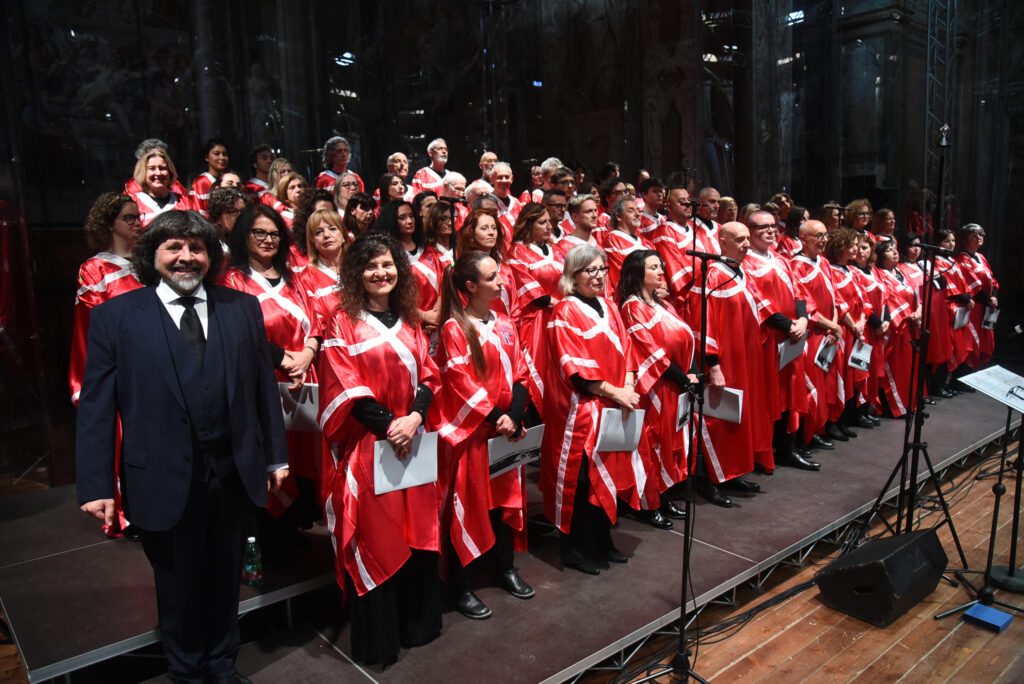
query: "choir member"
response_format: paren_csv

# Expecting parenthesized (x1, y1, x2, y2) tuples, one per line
(260, 158, 295, 210)
(289, 188, 337, 261)
(212, 170, 243, 190)
(520, 164, 543, 204)
(244, 143, 275, 199)
(298, 209, 346, 336)
(844, 198, 872, 234)
(541, 244, 639, 575)
(925, 229, 971, 397)
(647, 186, 697, 317)
(554, 195, 601, 259)
(412, 200, 454, 342)
(377, 173, 407, 206)
(696, 222, 769, 507)
(776, 205, 808, 259)
(318, 232, 442, 666)
(822, 229, 866, 441)
(128, 147, 192, 226)
(317, 136, 363, 192)
(543, 189, 569, 241)
(874, 239, 920, 416)
(206, 186, 246, 253)
(603, 195, 654, 293)
(957, 223, 999, 369)
(619, 250, 695, 524)
(70, 192, 145, 537)
(742, 210, 818, 471)
(435, 252, 534, 620)
(373, 200, 423, 262)
(221, 204, 318, 522)
(490, 162, 523, 234)
(189, 137, 230, 216)
(717, 196, 738, 223)
(851, 232, 887, 424)
(870, 208, 897, 242)
(790, 220, 845, 450)
(273, 172, 309, 229)
(506, 203, 564, 409)
(412, 138, 449, 196)
(637, 177, 666, 236)
(694, 187, 722, 254)
(596, 177, 627, 234)
(330, 172, 360, 216)
(123, 138, 189, 198)
(342, 192, 377, 242)
(896, 233, 926, 297)
(454, 209, 520, 321)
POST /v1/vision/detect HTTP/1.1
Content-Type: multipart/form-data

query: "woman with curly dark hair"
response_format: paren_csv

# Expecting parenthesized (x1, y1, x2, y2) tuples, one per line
(70, 192, 146, 537)
(318, 232, 441, 666)
(207, 186, 247, 252)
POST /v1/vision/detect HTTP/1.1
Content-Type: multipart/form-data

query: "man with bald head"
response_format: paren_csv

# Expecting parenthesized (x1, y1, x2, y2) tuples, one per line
(743, 211, 819, 472)
(697, 221, 769, 507)
(490, 162, 522, 234)
(790, 220, 845, 451)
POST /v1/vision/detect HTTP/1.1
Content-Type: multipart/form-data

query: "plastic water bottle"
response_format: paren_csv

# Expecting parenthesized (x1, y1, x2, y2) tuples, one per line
(243, 536, 263, 586)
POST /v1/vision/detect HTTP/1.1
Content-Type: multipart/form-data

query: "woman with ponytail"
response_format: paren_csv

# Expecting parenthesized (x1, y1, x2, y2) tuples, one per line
(433, 252, 534, 620)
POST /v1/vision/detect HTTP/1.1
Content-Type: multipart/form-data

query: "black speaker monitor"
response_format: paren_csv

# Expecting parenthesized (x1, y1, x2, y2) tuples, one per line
(814, 529, 948, 628)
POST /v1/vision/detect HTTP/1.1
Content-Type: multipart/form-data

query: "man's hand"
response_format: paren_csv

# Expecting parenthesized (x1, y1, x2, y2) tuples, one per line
(268, 467, 289, 492)
(81, 499, 116, 527)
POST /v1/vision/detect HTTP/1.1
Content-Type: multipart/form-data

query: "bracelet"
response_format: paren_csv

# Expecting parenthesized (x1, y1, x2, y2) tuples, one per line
(304, 344, 317, 353)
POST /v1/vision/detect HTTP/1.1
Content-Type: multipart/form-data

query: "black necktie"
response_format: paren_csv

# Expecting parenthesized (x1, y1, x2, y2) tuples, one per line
(179, 296, 206, 363)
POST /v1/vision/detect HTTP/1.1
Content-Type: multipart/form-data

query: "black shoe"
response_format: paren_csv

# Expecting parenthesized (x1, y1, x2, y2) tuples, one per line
(754, 462, 774, 475)
(851, 415, 874, 429)
(796, 444, 813, 457)
(937, 386, 955, 398)
(721, 477, 761, 493)
(645, 509, 674, 530)
(565, 560, 601, 575)
(838, 422, 859, 437)
(696, 479, 733, 507)
(123, 525, 142, 542)
(454, 590, 492, 620)
(775, 450, 821, 471)
(659, 499, 687, 520)
(498, 569, 535, 599)
(604, 547, 629, 563)
(924, 396, 937, 405)
(826, 422, 849, 442)
(213, 674, 253, 684)
(809, 434, 834, 450)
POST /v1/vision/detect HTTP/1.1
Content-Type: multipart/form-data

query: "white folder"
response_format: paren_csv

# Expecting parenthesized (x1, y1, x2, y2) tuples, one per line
(373, 431, 438, 495)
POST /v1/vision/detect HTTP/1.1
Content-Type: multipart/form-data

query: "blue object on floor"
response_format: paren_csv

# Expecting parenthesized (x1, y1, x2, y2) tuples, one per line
(963, 604, 1013, 633)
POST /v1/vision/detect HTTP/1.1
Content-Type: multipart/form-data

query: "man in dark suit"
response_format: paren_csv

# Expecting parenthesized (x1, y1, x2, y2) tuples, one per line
(77, 210, 289, 684)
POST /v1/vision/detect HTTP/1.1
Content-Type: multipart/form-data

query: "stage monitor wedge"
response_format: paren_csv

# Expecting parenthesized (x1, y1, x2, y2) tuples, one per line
(814, 528, 948, 628)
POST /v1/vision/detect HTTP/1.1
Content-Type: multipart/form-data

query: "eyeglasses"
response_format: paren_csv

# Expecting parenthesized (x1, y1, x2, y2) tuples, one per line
(252, 229, 281, 243)
(807, 233, 827, 240)
(119, 213, 142, 224)
(855, 211, 872, 217)
(556, 179, 576, 187)
(338, 182, 359, 189)
(576, 266, 610, 277)
(753, 223, 778, 231)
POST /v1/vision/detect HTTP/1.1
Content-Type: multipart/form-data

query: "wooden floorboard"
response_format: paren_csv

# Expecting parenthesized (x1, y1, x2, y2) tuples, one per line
(592, 440, 1024, 684)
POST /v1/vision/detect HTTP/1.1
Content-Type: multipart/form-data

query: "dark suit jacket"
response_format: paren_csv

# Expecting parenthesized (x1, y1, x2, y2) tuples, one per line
(76, 284, 288, 531)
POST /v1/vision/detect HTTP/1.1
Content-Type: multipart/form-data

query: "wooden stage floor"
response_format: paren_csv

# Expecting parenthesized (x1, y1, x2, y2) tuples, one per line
(1, 391, 1021, 683)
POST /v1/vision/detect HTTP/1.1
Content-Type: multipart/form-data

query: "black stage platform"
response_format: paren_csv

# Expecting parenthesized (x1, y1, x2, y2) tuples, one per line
(1, 393, 1017, 683)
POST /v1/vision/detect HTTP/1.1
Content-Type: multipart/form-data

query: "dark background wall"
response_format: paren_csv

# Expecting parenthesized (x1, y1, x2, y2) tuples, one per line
(1, 0, 1021, 488)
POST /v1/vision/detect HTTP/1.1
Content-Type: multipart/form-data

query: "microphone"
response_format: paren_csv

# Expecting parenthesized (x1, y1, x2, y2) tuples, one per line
(685, 249, 739, 267)
(521, 158, 539, 165)
(1009, 323, 1024, 338)
(299, 148, 324, 154)
(916, 242, 955, 257)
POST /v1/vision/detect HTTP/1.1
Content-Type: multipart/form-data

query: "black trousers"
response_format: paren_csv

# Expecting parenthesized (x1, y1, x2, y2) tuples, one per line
(140, 470, 249, 684)
(448, 509, 516, 595)
(347, 549, 442, 668)
(559, 453, 614, 565)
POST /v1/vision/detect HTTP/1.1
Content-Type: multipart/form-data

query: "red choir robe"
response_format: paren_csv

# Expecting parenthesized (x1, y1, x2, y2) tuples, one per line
(957, 251, 999, 368)
(411, 244, 453, 329)
(434, 313, 530, 566)
(221, 268, 318, 511)
(743, 247, 809, 436)
(700, 261, 771, 478)
(830, 263, 867, 405)
(852, 265, 888, 409)
(541, 295, 646, 532)
(621, 295, 695, 492)
(519, 188, 543, 204)
(603, 229, 655, 295)
(297, 261, 342, 337)
(638, 210, 664, 237)
(318, 311, 441, 595)
(875, 266, 918, 416)
(925, 256, 969, 368)
(411, 167, 444, 196)
(244, 177, 269, 199)
(774, 234, 802, 260)
(124, 177, 189, 199)
(316, 169, 364, 193)
(189, 171, 216, 217)
(70, 252, 143, 535)
(648, 219, 696, 318)
(897, 261, 925, 299)
(128, 189, 193, 227)
(496, 195, 523, 244)
(506, 241, 564, 408)
(790, 254, 843, 437)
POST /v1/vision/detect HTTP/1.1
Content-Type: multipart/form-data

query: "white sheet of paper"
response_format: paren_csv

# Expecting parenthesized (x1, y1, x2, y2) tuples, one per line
(957, 366, 1024, 415)
(983, 307, 999, 330)
(703, 386, 743, 423)
(488, 425, 545, 478)
(595, 408, 646, 452)
(848, 340, 873, 372)
(676, 392, 692, 432)
(278, 383, 320, 432)
(814, 338, 839, 371)
(373, 431, 438, 495)
(778, 336, 807, 370)
(953, 305, 970, 330)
